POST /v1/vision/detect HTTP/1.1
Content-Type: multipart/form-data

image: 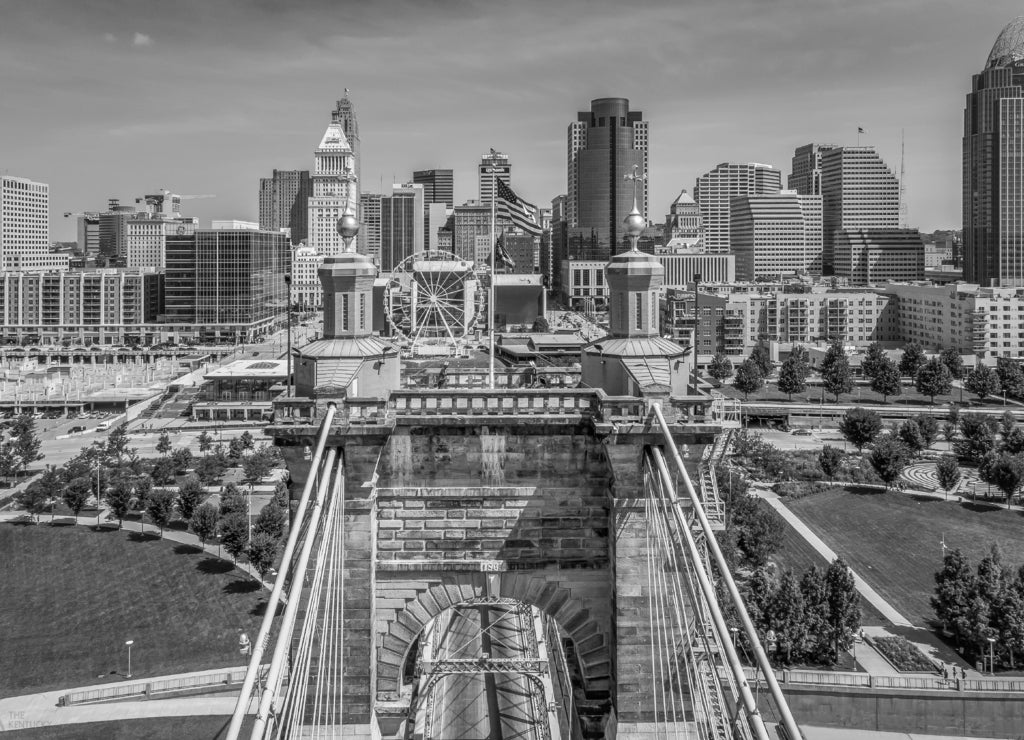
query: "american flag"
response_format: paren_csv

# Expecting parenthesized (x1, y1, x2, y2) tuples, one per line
(495, 178, 542, 236)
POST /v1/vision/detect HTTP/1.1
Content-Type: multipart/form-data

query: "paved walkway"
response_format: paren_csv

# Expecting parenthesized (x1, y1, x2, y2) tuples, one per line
(0, 666, 253, 732)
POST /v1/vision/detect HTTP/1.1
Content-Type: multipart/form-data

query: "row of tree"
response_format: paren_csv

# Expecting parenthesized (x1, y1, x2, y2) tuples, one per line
(933, 545, 1024, 668)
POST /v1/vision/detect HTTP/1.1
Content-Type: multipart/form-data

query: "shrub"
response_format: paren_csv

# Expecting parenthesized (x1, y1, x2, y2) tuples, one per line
(871, 635, 936, 673)
(772, 481, 830, 499)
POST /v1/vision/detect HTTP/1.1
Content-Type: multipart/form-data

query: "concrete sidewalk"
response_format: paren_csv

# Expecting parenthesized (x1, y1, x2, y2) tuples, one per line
(0, 666, 254, 732)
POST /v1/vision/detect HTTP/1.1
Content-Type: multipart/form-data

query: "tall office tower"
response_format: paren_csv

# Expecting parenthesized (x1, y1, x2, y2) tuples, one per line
(426, 203, 448, 251)
(308, 107, 357, 257)
(99, 199, 137, 262)
(664, 190, 703, 244)
(730, 191, 823, 280)
(694, 163, 782, 254)
(358, 193, 382, 261)
(566, 98, 648, 251)
(820, 146, 899, 274)
(332, 91, 361, 198)
(789, 144, 837, 195)
(964, 18, 1024, 286)
(0, 175, 58, 270)
(452, 203, 491, 264)
(478, 152, 511, 207)
(380, 184, 424, 272)
(77, 215, 100, 256)
(413, 169, 454, 208)
(259, 169, 312, 245)
(126, 213, 197, 268)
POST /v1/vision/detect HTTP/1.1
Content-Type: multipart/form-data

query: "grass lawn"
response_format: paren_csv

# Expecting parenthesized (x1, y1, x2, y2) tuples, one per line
(0, 523, 276, 698)
(0, 716, 250, 739)
(784, 487, 1024, 627)
(770, 515, 888, 626)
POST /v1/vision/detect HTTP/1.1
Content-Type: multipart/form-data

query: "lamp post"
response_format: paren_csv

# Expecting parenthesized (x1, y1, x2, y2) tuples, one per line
(125, 639, 134, 679)
(95, 460, 102, 526)
(987, 636, 996, 675)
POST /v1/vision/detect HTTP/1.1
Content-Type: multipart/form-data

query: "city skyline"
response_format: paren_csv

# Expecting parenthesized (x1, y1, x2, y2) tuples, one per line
(1, 0, 1021, 241)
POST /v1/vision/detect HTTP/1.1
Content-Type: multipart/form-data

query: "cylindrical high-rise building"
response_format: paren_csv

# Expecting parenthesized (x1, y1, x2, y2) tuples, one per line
(964, 17, 1024, 287)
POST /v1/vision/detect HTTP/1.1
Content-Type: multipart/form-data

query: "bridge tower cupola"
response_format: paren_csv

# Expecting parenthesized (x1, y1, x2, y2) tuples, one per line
(320, 212, 375, 340)
(605, 203, 663, 339)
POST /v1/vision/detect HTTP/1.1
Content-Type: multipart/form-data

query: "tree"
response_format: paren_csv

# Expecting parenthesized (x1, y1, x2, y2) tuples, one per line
(104, 423, 131, 461)
(62, 475, 93, 523)
(940, 347, 965, 380)
(149, 456, 177, 486)
(220, 512, 250, 562)
(242, 450, 273, 487)
(744, 566, 777, 636)
(986, 453, 1024, 505)
(190, 502, 219, 546)
(994, 583, 1024, 668)
(177, 474, 205, 522)
(777, 352, 809, 400)
(965, 365, 1002, 402)
(769, 569, 807, 665)
(16, 472, 54, 523)
(942, 421, 958, 445)
(254, 499, 287, 541)
(246, 532, 279, 582)
(1003, 427, 1024, 455)
(219, 483, 247, 518)
(195, 454, 227, 487)
(838, 407, 883, 452)
(932, 549, 975, 646)
(155, 432, 173, 456)
(171, 447, 193, 474)
(105, 476, 136, 528)
(239, 430, 255, 450)
(899, 342, 926, 378)
(996, 357, 1024, 398)
(897, 420, 926, 457)
(800, 566, 831, 663)
(1002, 410, 1018, 438)
(749, 342, 773, 377)
(869, 357, 902, 403)
(531, 315, 550, 333)
(824, 558, 862, 664)
(818, 446, 844, 483)
(733, 359, 764, 401)
(732, 496, 785, 568)
(868, 434, 911, 490)
(197, 431, 213, 454)
(916, 416, 940, 449)
(956, 414, 998, 461)
(708, 353, 734, 386)
(146, 489, 176, 536)
(273, 478, 290, 509)
(8, 412, 43, 474)
(915, 358, 953, 403)
(935, 455, 961, 500)
(820, 341, 853, 402)
(860, 342, 888, 380)
(0, 442, 18, 478)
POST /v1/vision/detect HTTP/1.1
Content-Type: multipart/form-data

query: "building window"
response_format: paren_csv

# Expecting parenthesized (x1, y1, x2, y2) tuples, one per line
(342, 294, 349, 331)
(635, 292, 642, 331)
(359, 293, 366, 330)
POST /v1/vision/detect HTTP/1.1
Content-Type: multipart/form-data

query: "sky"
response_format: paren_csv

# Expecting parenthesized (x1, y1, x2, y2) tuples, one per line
(1, 0, 1021, 241)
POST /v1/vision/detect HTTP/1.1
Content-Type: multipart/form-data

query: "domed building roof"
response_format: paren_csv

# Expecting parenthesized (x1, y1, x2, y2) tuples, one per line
(987, 16, 1024, 69)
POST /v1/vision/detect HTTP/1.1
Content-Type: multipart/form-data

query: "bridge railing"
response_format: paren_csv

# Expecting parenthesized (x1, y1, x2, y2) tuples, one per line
(62, 667, 266, 706)
(740, 666, 1024, 693)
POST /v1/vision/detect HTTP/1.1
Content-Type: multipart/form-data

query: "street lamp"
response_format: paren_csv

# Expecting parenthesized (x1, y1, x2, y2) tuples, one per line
(125, 639, 134, 679)
(988, 636, 996, 675)
(729, 626, 739, 649)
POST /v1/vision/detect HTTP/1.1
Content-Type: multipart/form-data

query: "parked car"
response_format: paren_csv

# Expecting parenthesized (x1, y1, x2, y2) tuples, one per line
(792, 428, 814, 436)
(69, 425, 86, 434)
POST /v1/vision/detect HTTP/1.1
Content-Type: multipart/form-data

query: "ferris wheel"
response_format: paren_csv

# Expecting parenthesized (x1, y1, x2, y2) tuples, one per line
(383, 250, 485, 355)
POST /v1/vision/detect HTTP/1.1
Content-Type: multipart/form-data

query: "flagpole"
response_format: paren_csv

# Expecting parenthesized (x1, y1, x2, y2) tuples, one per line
(489, 163, 496, 390)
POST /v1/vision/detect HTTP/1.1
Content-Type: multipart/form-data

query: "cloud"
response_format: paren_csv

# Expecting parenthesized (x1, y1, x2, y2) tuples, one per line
(132, 32, 152, 47)
(103, 33, 116, 43)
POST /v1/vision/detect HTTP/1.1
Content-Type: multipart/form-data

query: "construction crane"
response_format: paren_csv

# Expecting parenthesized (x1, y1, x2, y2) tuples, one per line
(63, 211, 101, 218)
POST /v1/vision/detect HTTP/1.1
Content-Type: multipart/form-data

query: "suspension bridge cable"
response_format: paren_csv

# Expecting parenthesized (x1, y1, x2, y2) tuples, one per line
(652, 405, 801, 740)
(645, 498, 662, 737)
(649, 492, 679, 738)
(227, 405, 338, 740)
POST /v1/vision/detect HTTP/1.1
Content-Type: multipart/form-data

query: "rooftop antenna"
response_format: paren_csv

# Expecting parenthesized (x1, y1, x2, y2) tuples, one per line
(899, 128, 908, 229)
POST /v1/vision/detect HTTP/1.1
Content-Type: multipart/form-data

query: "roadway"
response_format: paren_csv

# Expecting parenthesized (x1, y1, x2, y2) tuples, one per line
(423, 605, 544, 740)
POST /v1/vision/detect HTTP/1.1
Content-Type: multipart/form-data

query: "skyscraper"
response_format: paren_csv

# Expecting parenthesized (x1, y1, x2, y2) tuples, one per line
(730, 191, 823, 280)
(478, 152, 511, 207)
(964, 17, 1024, 287)
(694, 163, 781, 254)
(413, 169, 454, 208)
(664, 190, 702, 245)
(259, 169, 312, 245)
(380, 184, 424, 272)
(820, 146, 900, 274)
(307, 107, 357, 257)
(332, 92, 360, 198)
(0, 175, 63, 270)
(789, 143, 837, 195)
(566, 98, 648, 250)
(358, 192, 382, 261)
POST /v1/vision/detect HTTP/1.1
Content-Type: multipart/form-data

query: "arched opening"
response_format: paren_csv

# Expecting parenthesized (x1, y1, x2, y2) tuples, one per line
(399, 599, 584, 740)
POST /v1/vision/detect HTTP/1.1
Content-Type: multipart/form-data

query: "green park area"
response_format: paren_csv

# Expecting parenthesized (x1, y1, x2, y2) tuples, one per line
(0, 522, 274, 698)
(0, 716, 248, 739)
